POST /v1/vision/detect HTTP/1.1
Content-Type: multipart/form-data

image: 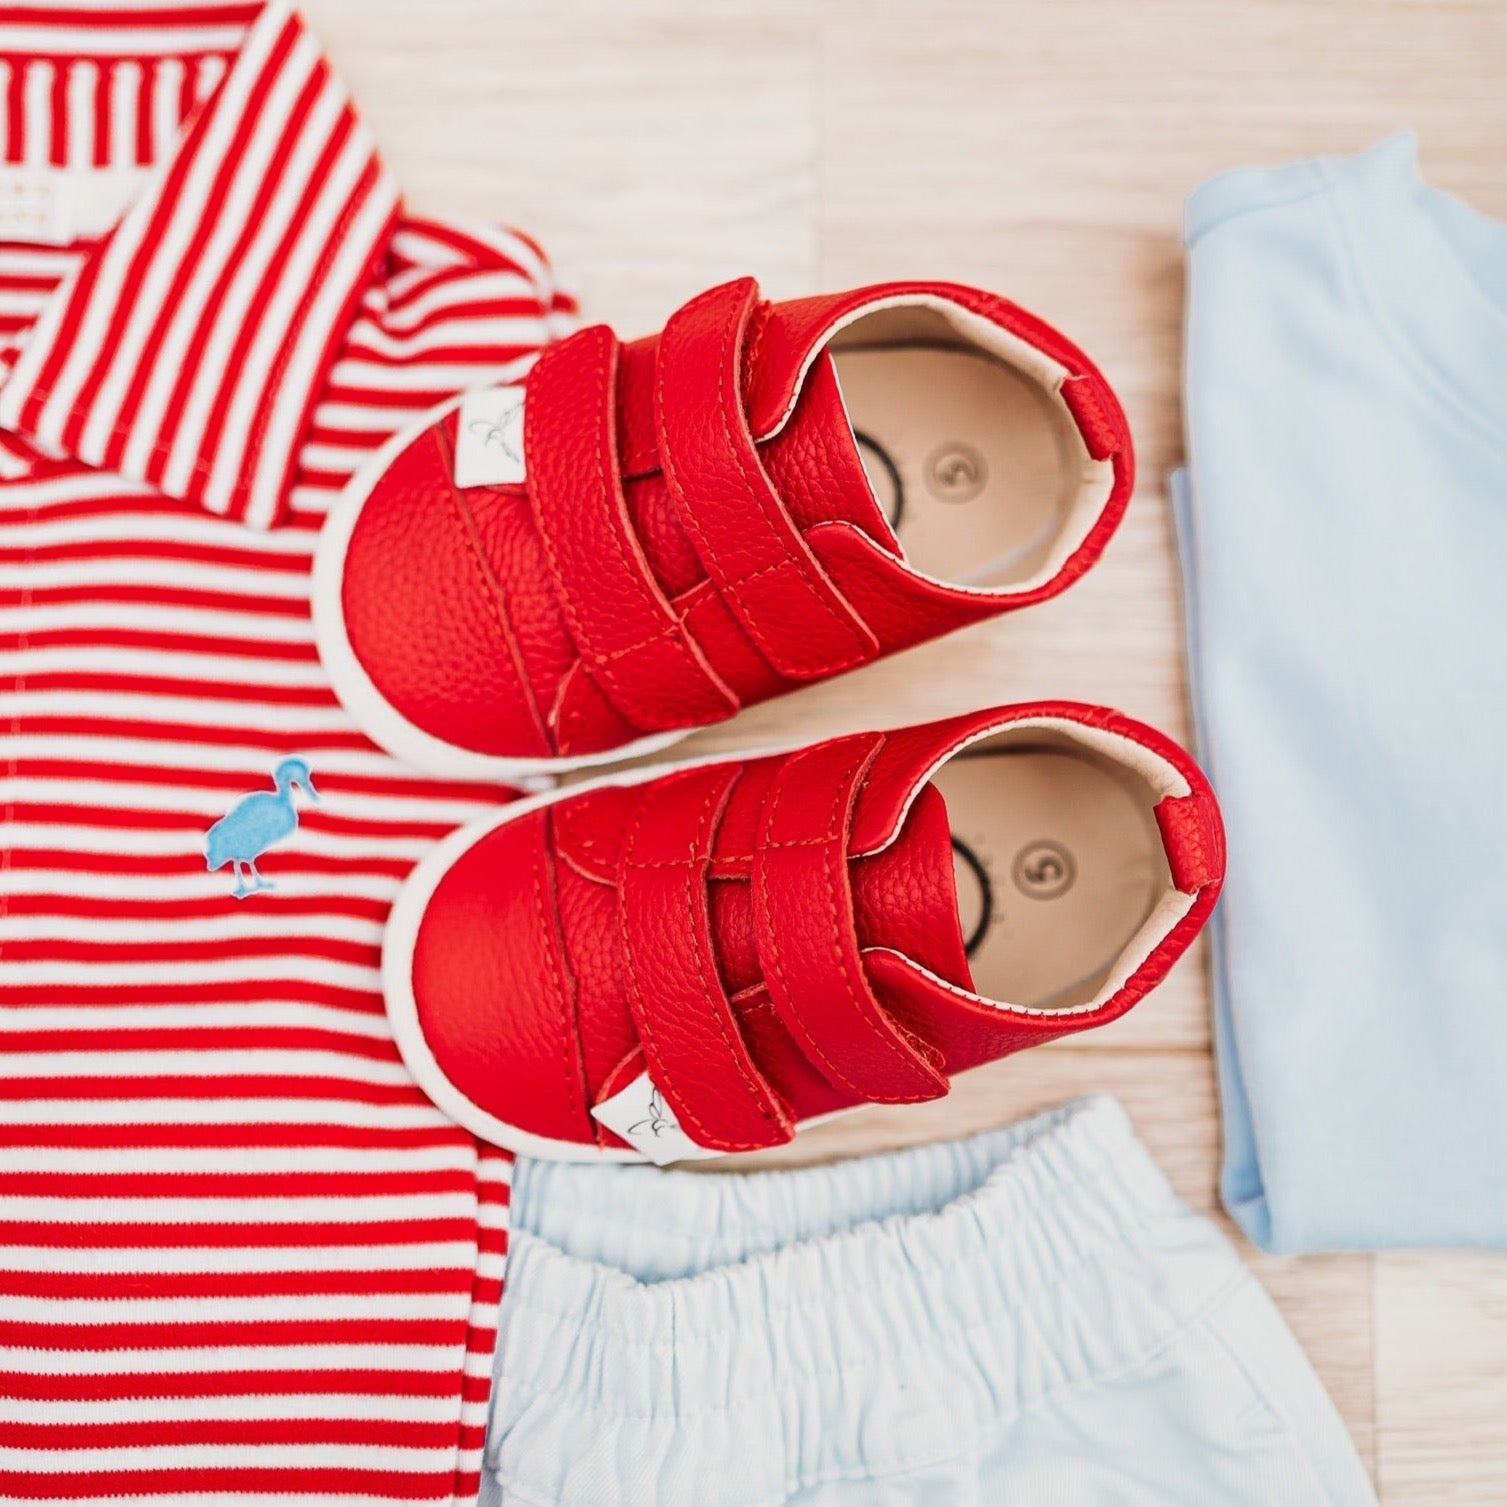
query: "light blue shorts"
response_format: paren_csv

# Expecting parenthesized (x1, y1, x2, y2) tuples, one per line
(484, 1097, 1376, 1507)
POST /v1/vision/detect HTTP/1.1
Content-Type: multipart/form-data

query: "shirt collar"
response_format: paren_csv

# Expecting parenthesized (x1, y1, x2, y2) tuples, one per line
(0, 1, 398, 528)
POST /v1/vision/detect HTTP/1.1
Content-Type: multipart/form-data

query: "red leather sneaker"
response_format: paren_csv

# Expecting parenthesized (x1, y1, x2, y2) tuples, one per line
(313, 278, 1133, 777)
(383, 703, 1223, 1161)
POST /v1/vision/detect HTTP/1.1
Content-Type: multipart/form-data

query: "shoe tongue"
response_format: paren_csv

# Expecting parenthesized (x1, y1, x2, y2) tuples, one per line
(849, 781, 974, 994)
(758, 350, 900, 555)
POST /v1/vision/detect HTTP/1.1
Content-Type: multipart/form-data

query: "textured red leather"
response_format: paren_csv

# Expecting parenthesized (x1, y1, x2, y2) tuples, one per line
(340, 413, 559, 759)
(332, 277, 1134, 765)
(397, 702, 1225, 1156)
(618, 764, 793, 1152)
(410, 806, 591, 1144)
(655, 277, 878, 681)
(752, 733, 949, 1105)
(524, 324, 736, 732)
(1155, 792, 1228, 894)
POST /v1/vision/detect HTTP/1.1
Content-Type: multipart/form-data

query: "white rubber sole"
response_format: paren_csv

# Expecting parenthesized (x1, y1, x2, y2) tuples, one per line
(382, 743, 867, 1163)
(311, 386, 694, 782)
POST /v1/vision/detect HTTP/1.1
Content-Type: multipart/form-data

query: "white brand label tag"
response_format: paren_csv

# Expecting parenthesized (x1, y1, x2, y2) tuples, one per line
(0, 165, 151, 245)
(454, 385, 527, 488)
(590, 1073, 720, 1165)
(0, 168, 72, 245)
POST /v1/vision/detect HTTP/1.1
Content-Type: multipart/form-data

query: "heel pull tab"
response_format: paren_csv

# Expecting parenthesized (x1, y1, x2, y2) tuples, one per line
(1060, 374, 1121, 461)
(1154, 792, 1225, 895)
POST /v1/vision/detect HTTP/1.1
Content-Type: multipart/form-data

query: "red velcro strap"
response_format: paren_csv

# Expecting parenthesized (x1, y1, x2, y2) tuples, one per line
(654, 277, 879, 682)
(752, 734, 950, 1104)
(525, 325, 739, 735)
(618, 764, 793, 1154)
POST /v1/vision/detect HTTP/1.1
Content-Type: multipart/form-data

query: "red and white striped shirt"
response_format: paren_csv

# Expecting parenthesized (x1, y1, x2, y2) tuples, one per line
(0, 3, 573, 1498)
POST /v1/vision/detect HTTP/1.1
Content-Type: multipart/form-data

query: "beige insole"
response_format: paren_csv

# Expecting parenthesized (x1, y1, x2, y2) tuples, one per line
(830, 345, 1078, 587)
(931, 747, 1168, 1009)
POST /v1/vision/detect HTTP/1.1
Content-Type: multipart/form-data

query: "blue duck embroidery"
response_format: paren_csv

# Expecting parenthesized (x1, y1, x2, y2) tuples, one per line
(205, 757, 319, 899)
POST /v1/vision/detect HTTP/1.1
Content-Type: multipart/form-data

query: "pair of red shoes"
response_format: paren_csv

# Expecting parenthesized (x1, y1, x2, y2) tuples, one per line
(313, 276, 1224, 1163)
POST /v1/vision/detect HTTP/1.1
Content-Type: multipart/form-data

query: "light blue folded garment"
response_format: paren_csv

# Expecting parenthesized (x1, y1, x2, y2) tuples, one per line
(483, 1099, 1374, 1506)
(1176, 131, 1507, 1253)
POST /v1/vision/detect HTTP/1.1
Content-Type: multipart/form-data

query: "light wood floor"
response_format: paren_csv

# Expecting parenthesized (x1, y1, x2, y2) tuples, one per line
(310, 2, 1507, 1499)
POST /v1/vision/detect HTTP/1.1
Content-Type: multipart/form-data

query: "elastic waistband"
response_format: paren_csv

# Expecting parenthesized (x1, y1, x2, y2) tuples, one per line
(489, 1097, 1244, 1505)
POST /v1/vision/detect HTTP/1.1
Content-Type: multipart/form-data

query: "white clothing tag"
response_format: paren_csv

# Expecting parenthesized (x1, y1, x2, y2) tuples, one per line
(0, 168, 71, 245)
(0, 165, 150, 245)
(590, 1073, 720, 1165)
(454, 385, 527, 488)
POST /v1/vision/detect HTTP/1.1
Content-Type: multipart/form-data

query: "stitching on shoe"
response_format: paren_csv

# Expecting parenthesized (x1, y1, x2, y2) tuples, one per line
(530, 329, 714, 729)
(530, 826, 587, 1130)
(621, 771, 778, 1145)
(759, 740, 941, 1095)
(657, 283, 869, 677)
(439, 462, 551, 749)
